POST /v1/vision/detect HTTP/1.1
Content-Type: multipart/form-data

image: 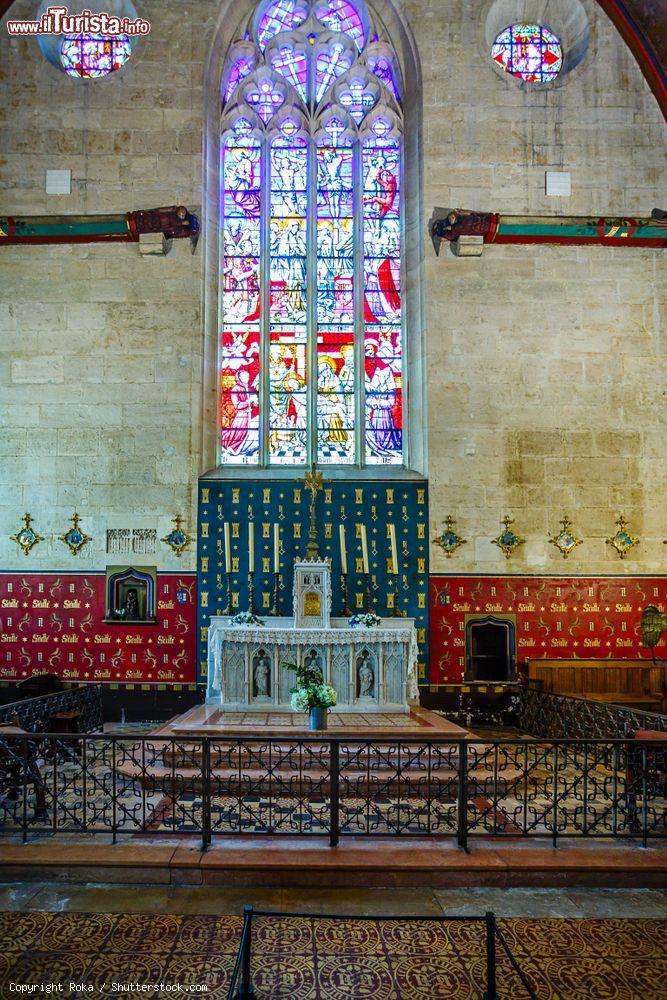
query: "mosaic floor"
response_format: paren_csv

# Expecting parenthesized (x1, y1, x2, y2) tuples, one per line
(0, 911, 664, 999)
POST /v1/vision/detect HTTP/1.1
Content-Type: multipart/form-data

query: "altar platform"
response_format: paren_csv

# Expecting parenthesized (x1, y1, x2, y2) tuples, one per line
(154, 704, 468, 739)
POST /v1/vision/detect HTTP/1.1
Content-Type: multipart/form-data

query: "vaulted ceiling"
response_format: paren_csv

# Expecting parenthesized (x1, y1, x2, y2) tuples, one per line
(0, 0, 665, 116)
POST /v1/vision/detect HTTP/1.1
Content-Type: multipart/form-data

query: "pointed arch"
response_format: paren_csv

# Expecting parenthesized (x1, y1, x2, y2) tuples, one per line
(201, 0, 424, 477)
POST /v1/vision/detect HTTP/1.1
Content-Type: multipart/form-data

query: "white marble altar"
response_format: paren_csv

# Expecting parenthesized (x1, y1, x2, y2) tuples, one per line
(206, 616, 419, 712)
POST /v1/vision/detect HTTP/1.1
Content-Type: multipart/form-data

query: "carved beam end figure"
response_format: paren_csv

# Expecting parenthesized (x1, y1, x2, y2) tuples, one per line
(431, 208, 667, 256)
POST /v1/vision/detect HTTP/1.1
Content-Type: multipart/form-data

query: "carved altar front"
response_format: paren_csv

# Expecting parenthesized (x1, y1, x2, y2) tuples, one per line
(206, 616, 419, 713)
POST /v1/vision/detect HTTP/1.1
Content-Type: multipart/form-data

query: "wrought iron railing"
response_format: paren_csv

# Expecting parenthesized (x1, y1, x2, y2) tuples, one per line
(519, 686, 667, 739)
(0, 684, 104, 734)
(1, 733, 664, 850)
(227, 906, 538, 1000)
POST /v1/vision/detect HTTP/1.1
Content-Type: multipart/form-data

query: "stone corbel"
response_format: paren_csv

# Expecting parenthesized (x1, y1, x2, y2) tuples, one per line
(138, 232, 172, 256)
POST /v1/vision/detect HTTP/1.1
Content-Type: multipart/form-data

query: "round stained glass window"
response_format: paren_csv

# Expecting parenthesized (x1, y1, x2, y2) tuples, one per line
(491, 22, 563, 83)
(60, 33, 131, 78)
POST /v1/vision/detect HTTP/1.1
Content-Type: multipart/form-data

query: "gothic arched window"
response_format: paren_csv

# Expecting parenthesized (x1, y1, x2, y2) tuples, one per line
(219, 0, 404, 468)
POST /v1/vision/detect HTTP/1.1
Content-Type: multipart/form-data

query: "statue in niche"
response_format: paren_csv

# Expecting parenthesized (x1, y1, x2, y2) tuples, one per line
(303, 649, 323, 676)
(357, 652, 375, 699)
(123, 588, 140, 620)
(253, 651, 271, 698)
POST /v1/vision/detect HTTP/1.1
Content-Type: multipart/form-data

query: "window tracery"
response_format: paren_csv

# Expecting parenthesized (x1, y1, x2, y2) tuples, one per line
(219, 0, 404, 468)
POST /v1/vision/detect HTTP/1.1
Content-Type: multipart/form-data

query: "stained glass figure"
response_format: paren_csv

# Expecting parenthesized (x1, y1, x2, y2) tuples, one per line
(246, 76, 286, 122)
(269, 129, 309, 464)
(363, 132, 402, 464)
(224, 55, 256, 102)
(220, 120, 262, 463)
(219, 0, 404, 467)
(60, 33, 131, 78)
(314, 0, 366, 50)
(258, 0, 308, 50)
(491, 23, 563, 83)
(317, 122, 355, 464)
(271, 44, 308, 101)
(367, 53, 400, 100)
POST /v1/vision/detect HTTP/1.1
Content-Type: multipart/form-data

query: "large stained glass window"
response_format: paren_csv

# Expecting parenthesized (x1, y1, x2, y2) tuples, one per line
(491, 23, 563, 84)
(219, 0, 404, 467)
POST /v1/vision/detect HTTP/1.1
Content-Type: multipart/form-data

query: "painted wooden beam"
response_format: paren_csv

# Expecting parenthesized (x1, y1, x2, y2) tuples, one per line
(0, 205, 199, 248)
(433, 209, 667, 254)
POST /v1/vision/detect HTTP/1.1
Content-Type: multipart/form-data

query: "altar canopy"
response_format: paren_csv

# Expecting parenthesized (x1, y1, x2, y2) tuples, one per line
(206, 616, 419, 712)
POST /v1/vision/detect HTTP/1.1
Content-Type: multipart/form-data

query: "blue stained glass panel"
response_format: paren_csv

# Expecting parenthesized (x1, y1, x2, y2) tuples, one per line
(491, 22, 563, 83)
(246, 78, 286, 122)
(271, 46, 308, 101)
(316, 146, 354, 219)
(315, 43, 353, 102)
(220, 326, 260, 463)
(60, 33, 131, 78)
(314, 0, 366, 50)
(317, 218, 354, 256)
(257, 0, 308, 50)
(269, 331, 308, 463)
(338, 79, 377, 122)
(223, 221, 260, 257)
(363, 217, 401, 257)
(223, 55, 255, 101)
(367, 54, 400, 101)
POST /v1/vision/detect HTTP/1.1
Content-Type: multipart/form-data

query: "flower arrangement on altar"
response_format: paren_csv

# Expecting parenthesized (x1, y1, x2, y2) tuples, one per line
(348, 612, 382, 628)
(230, 611, 264, 627)
(282, 661, 337, 729)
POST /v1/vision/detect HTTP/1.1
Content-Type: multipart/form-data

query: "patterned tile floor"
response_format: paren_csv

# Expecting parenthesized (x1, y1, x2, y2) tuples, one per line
(0, 907, 664, 999)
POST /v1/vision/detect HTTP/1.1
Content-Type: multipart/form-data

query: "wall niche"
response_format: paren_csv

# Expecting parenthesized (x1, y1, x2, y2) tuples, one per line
(105, 566, 157, 624)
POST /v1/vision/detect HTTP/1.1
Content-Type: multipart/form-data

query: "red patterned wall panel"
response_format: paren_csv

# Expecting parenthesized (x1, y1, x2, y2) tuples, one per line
(429, 575, 667, 685)
(0, 573, 197, 685)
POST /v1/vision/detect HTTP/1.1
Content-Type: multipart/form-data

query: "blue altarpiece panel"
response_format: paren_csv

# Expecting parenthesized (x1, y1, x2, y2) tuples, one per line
(197, 479, 429, 687)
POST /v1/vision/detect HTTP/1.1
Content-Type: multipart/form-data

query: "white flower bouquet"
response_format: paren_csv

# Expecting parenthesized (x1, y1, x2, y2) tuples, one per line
(230, 611, 264, 627)
(282, 661, 337, 713)
(348, 612, 382, 628)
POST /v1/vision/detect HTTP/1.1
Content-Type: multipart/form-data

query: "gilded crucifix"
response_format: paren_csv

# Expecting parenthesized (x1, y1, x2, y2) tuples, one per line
(304, 464, 324, 561)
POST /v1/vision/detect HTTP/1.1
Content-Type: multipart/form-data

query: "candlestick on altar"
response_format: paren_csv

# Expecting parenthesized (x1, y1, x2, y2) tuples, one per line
(360, 525, 369, 574)
(364, 573, 372, 613)
(247, 570, 257, 615)
(340, 573, 353, 617)
(271, 572, 281, 616)
(304, 465, 324, 561)
(273, 523, 280, 574)
(389, 523, 398, 575)
(390, 575, 403, 618)
(248, 522, 254, 573)
(339, 524, 348, 575)
(223, 522, 231, 574)
(223, 572, 232, 615)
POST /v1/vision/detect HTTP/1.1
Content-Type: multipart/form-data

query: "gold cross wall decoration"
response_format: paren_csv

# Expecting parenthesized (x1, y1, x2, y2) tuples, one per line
(606, 515, 640, 559)
(548, 515, 583, 559)
(10, 512, 43, 556)
(492, 515, 526, 559)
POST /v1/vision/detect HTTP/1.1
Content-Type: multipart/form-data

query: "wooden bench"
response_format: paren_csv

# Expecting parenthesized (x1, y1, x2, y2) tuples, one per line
(525, 659, 666, 712)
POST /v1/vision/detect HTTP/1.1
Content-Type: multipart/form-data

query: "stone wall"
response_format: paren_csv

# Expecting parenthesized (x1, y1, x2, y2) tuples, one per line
(0, 0, 665, 581)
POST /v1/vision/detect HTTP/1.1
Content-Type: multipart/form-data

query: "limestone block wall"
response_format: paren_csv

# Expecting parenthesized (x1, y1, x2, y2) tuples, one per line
(0, 0, 665, 581)
(414, 0, 667, 574)
(0, 0, 217, 572)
